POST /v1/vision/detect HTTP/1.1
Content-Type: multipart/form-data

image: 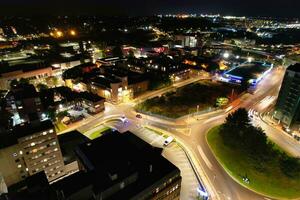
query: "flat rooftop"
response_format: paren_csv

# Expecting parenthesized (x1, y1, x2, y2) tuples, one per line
(75, 131, 180, 199)
(58, 130, 90, 165)
(225, 61, 272, 80)
(288, 63, 300, 73)
(12, 120, 54, 139)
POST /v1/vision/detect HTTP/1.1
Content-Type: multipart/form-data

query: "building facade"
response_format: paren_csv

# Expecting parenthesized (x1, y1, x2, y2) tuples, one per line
(274, 64, 300, 128)
(0, 120, 65, 187)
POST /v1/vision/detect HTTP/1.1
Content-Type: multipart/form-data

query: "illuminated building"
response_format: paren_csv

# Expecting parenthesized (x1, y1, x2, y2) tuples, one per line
(0, 120, 65, 187)
(174, 34, 198, 48)
(74, 131, 181, 200)
(274, 64, 300, 129)
(1, 131, 181, 200)
(5, 84, 45, 126)
(220, 61, 273, 87)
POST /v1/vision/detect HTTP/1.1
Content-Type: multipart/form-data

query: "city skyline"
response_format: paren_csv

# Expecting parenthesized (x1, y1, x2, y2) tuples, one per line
(0, 0, 299, 18)
(0, 9, 300, 200)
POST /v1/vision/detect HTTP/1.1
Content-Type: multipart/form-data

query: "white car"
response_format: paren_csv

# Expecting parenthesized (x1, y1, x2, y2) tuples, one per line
(163, 136, 174, 146)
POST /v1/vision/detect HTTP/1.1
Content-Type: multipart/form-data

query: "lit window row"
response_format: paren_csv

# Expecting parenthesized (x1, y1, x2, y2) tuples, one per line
(30, 149, 57, 161)
(166, 184, 179, 196)
(22, 129, 55, 142)
(25, 137, 56, 150)
(49, 170, 64, 178)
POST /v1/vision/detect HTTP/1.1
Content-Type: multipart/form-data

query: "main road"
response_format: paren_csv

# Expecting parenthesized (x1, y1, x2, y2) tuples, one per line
(117, 67, 290, 200)
(60, 66, 296, 200)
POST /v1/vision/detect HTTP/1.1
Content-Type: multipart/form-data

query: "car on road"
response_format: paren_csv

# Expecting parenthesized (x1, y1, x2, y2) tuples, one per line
(136, 114, 142, 119)
(163, 136, 174, 146)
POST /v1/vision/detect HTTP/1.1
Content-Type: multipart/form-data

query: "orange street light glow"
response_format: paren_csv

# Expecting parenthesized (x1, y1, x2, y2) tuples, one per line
(70, 30, 76, 36)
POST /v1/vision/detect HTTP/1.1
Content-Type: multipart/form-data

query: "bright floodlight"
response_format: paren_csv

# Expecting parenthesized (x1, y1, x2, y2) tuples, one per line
(223, 52, 230, 59)
(41, 113, 46, 119)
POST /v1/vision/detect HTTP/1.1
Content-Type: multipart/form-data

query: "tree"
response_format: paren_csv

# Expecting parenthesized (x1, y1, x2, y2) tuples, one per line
(0, 109, 12, 129)
(37, 83, 48, 91)
(112, 46, 123, 58)
(279, 155, 300, 178)
(224, 108, 251, 130)
(19, 78, 29, 85)
(127, 50, 135, 58)
(10, 79, 19, 89)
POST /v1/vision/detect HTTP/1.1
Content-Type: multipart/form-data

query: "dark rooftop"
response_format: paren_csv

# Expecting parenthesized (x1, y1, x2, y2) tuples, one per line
(10, 84, 38, 100)
(288, 63, 300, 73)
(79, 91, 105, 103)
(0, 129, 18, 149)
(91, 75, 121, 89)
(0, 60, 48, 75)
(225, 61, 272, 79)
(75, 131, 180, 199)
(58, 130, 90, 165)
(51, 171, 93, 199)
(12, 120, 54, 139)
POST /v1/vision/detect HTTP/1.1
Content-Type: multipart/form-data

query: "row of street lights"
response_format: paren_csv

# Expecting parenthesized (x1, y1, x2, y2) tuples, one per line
(223, 52, 254, 62)
(50, 29, 77, 38)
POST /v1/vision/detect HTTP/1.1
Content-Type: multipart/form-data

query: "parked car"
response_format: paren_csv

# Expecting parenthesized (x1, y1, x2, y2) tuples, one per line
(136, 114, 142, 119)
(163, 136, 174, 146)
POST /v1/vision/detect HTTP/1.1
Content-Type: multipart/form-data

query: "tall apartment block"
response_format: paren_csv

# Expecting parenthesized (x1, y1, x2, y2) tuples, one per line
(274, 63, 300, 129)
(0, 120, 65, 187)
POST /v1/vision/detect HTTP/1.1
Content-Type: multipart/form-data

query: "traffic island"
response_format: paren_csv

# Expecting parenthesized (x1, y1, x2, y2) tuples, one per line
(135, 80, 242, 118)
(207, 126, 300, 200)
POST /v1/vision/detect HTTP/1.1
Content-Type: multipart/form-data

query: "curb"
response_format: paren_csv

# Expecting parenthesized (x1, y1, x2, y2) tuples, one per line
(205, 127, 300, 200)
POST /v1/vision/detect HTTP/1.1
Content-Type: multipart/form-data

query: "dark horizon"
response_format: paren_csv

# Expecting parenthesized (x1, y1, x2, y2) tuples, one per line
(0, 0, 299, 18)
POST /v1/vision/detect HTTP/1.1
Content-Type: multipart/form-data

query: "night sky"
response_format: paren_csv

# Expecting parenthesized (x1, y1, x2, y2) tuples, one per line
(0, 0, 299, 17)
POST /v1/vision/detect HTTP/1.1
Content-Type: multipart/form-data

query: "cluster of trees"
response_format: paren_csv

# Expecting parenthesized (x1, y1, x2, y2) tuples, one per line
(147, 75, 172, 90)
(221, 108, 300, 177)
(9, 78, 30, 89)
(137, 82, 239, 118)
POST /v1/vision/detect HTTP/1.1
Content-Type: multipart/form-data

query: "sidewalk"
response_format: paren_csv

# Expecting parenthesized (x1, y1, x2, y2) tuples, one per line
(260, 113, 300, 143)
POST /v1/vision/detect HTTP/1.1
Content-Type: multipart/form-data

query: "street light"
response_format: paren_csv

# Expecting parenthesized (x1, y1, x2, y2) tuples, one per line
(56, 30, 63, 37)
(247, 57, 254, 62)
(223, 52, 230, 59)
(69, 30, 76, 36)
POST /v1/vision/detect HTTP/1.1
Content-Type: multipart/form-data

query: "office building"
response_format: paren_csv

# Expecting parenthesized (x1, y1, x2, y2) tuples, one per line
(274, 63, 300, 128)
(73, 131, 181, 200)
(1, 131, 181, 200)
(0, 120, 65, 187)
(5, 84, 45, 126)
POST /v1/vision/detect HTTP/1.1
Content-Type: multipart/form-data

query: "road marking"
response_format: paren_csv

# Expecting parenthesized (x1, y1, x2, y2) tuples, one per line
(203, 115, 224, 124)
(197, 145, 213, 170)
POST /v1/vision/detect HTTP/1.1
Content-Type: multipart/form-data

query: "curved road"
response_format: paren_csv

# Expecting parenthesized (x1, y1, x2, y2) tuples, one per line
(125, 67, 287, 200)
(69, 67, 291, 200)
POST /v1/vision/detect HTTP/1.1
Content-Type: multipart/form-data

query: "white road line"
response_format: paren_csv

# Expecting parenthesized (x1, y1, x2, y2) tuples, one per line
(197, 145, 213, 170)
